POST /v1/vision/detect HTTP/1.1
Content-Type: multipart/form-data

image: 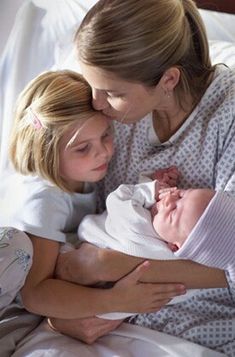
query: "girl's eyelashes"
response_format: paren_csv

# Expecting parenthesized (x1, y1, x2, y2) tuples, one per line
(102, 126, 114, 138)
(106, 92, 125, 99)
(75, 144, 89, 153)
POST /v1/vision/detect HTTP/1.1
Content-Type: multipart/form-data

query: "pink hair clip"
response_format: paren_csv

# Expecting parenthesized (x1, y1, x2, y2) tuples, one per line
(28, 107, 43, 130)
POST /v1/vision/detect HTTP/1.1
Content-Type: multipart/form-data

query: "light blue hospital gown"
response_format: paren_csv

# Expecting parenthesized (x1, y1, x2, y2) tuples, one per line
(97, 65, 235, 356)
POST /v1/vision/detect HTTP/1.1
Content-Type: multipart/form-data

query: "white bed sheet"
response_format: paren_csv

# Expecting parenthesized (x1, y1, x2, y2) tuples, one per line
(0, 1, 235, 356)
(12, 320, 225, 357)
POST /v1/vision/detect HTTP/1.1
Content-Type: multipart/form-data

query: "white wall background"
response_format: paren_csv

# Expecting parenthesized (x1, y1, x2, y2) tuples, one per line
(0, 0, 25, 56)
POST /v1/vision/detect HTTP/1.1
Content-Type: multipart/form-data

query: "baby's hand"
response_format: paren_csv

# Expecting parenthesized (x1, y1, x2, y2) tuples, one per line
(152, 166, 180, 188)
(158, 187, 180, 200)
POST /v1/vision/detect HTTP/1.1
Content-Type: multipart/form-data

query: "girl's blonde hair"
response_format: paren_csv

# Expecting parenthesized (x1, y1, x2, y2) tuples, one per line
(75, 0, 215, 106)
(9, 70, 96, 192)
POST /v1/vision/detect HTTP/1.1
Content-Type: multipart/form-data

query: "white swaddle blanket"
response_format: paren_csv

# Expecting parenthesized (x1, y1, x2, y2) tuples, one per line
(78, 181, 196, 319)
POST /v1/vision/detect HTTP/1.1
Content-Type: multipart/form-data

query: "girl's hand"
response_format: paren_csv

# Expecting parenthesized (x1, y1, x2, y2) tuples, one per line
(49, 316, 123, 344)
(112, 261, 186, 313)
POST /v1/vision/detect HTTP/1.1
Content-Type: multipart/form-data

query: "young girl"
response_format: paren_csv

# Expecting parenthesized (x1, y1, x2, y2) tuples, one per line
(0, 70, 183, 339)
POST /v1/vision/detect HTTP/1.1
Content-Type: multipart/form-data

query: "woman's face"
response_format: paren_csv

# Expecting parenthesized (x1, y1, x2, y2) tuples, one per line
(80, 62, 164, 124)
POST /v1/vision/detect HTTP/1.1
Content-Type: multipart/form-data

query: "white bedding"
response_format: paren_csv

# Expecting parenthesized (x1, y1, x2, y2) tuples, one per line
(78, 181, 197, 319)
(11, 320, 225, 357)
(0, 1, 235, 356)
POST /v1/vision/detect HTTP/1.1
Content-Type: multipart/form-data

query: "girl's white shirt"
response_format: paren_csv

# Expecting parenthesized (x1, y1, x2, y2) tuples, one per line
(0, 174, 96, 245)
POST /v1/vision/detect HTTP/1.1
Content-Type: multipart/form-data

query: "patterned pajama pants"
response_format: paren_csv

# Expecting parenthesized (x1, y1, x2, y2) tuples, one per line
(0, 227, 32, 309)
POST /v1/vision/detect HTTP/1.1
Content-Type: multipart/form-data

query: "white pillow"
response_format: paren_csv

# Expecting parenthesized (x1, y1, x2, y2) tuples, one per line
(53, 6, 235, 72)
(200, 9, 235, 43)
(209, 40, 235, 68)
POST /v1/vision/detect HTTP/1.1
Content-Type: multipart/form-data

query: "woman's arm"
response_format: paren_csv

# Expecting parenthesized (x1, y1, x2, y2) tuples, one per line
(56, 243, 227, 289)
(48, 317, 123, 344)
(21, 235, 185, 319)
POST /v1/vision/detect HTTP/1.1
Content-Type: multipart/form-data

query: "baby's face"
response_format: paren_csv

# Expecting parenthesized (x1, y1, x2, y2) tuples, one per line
(152, 188, 214, 248)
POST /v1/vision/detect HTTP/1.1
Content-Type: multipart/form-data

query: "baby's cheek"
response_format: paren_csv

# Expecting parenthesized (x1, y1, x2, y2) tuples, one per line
(150, 204, 158, 218)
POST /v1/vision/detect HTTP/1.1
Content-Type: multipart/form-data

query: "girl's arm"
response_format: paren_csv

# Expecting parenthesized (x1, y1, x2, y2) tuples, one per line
(21, 235, 186, 319)
(56, 243, 227, 289)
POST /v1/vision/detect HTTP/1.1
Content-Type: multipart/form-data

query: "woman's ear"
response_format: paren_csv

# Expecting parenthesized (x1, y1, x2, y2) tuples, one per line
(160, 67, 181, 92)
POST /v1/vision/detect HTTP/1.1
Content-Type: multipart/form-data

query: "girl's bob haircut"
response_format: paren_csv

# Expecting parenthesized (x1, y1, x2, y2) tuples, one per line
(9, 70, 96, 192)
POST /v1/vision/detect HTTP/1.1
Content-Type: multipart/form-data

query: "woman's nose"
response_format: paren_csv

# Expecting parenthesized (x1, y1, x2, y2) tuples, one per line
(92, 89, 108, 111)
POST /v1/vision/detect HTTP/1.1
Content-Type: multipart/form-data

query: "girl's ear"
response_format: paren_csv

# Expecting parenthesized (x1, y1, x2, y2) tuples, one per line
(160, 67, 181, 92)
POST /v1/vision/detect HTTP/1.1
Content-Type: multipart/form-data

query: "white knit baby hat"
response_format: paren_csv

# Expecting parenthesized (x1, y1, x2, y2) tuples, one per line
(175, 191, 235, 281)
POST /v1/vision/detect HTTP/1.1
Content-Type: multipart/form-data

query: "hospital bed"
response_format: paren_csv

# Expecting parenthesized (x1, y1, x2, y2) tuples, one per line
(0, 1, 235, 356)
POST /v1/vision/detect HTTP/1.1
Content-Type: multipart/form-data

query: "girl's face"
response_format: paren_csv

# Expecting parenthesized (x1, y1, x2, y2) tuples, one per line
(59, 114, 114, 192)
(80, 62, 164, 124)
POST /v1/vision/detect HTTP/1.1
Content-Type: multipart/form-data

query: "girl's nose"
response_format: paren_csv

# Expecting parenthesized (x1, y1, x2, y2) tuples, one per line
(92, 89, 109, 111)
(95, 142, 109, 159)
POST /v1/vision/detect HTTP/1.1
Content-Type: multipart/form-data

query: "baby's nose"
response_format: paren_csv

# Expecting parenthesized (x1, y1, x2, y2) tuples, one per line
(164, 192, 174, 204)
(162, 192, 178, 209)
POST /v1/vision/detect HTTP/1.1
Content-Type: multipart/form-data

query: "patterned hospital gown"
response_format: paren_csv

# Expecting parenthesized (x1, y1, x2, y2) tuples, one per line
(96, 65, 235, 356)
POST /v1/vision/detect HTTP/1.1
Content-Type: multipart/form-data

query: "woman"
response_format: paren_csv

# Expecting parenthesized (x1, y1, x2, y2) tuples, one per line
(54, 0, 235, 354)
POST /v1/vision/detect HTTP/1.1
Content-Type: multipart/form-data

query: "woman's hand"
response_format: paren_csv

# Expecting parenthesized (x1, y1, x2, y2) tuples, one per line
(51, 261, 185, 343)
(48, 316, 123, 344)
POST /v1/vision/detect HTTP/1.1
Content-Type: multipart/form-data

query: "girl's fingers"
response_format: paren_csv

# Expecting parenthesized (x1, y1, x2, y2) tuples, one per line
(120, 261, 150, 286)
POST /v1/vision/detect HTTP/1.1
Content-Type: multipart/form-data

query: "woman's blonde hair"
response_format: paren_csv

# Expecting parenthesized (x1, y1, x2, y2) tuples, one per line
(9, 70, 96, 192)
(75, 0, 215, 106)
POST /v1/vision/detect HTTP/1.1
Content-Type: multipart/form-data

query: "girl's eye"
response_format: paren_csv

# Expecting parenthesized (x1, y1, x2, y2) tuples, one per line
(76, 145, 89, 153)
(102, 127, 113, 139)
(107, 92, 124, 99)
